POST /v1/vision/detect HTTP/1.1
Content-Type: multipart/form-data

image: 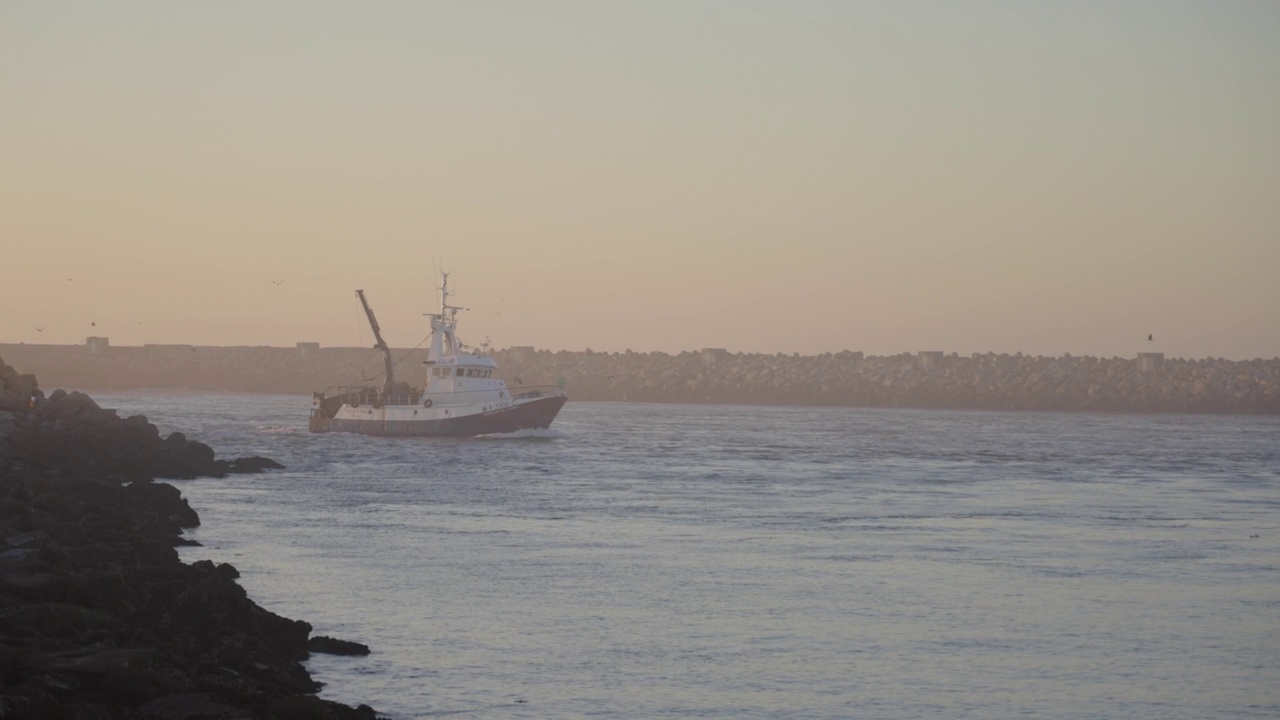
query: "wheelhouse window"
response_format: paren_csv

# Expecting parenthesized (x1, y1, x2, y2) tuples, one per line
(456, 368, 464, 377)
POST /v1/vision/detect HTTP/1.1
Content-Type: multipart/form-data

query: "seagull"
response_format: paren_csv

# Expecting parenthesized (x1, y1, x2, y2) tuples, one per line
(35, 327, 44, 332)
(1148, 334, 1153, 341)
(91, 321, 96, 327)
(272, 279, 284, 286)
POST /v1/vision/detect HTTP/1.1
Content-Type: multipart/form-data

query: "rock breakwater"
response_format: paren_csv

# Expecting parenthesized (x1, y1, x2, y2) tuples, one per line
(0, 357, 378, 719)
(500, 349, 1280, 414)
(3, 343, 1277, 414)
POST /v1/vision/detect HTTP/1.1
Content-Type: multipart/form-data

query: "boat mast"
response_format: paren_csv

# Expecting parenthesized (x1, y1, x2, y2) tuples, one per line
(355, 289, 394, 395)
(439, 272, 463, 324)
(427, 273, 466, 359)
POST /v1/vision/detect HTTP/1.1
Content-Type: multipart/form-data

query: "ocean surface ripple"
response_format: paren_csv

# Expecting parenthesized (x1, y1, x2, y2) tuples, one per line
(95, 393, 1280, 720)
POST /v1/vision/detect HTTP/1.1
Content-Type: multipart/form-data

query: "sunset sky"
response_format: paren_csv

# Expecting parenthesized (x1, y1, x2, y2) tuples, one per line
(3, 1, 1277, 359)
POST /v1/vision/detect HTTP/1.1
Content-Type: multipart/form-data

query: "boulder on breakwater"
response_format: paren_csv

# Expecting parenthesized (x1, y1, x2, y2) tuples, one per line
(2, 343, 1277, 414)
(0, 356, 378, 720)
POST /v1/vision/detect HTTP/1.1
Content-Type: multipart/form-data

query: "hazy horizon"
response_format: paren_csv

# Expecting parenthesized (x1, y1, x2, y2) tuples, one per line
(2, 339, 1276, 363)
(4, 2, 1278, 360)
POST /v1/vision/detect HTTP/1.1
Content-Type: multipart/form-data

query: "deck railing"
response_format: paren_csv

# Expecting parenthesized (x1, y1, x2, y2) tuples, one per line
(509, 386, 567, 401)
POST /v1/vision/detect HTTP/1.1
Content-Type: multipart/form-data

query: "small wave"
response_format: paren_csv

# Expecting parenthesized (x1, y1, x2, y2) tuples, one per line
(474, 427, 568, 441)
(256, 424, 304, 435)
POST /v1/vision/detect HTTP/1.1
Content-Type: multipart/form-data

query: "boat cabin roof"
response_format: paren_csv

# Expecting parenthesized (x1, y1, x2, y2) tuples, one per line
(430, 353, 498, 369)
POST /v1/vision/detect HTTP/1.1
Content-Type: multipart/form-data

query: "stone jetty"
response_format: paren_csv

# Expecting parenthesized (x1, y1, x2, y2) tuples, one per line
(2, 343, 1278, 414)
(0, 357, 380, 719)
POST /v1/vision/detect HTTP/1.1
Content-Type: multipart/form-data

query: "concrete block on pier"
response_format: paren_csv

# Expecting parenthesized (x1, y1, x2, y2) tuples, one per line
(1136, 352, 1164, 372)
(701, 348, 729, 366)
(917, 351, 944, 370)
(86, 336, 109, 354)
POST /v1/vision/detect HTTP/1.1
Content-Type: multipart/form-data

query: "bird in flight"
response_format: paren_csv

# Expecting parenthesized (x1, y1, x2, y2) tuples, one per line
(1148, 334, 1153, 341)
(272, 279, 284, 286)
(91, 321, 96, 327)
(35, 327, 44, 332)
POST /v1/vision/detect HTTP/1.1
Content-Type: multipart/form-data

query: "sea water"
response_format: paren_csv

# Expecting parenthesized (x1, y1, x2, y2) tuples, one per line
(92, 393, 1280, 719)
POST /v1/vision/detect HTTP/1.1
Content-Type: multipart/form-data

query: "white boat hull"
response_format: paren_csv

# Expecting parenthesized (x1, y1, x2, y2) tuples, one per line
(310, 393, 566, 437)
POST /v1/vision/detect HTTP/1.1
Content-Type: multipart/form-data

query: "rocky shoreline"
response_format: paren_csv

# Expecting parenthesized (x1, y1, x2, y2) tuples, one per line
(0, 357, 380, 719)
(2, 343, 1278, 414)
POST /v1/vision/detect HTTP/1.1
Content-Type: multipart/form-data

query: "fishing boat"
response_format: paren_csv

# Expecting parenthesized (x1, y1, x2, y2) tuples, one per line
(309, 274, 567, 436)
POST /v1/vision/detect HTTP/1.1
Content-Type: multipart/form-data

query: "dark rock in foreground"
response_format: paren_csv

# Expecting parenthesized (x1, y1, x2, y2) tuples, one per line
(0, 357, 382, 719)
(309, 636, 373, 656)
(229, 456, 288, 474)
